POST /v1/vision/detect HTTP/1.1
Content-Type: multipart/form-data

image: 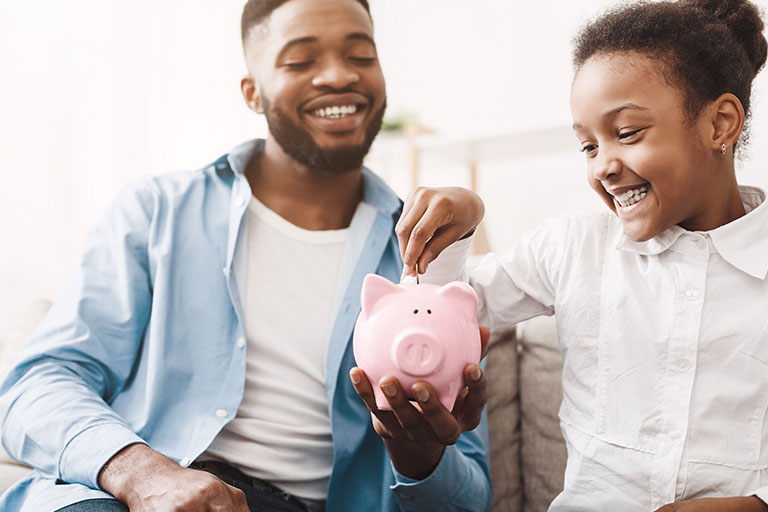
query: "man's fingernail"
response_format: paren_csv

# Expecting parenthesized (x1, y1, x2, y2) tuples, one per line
(381, 382, 397, 397)
(414, 386, 430, 402)
(349, 370, 361, 385)
(471, 366, 482, 381)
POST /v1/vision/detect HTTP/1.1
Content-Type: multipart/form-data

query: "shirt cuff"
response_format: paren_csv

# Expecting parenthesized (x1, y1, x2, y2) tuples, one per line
(751, 486, 768, 504)
(389, 445, 468, 508)
(401, 235, 473, 286)
(58, 422, 146, 490)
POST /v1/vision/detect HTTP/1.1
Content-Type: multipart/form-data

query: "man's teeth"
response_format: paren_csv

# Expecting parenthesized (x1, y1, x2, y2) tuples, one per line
(615, 186, 648, 208)
(311, 105, 358, 119)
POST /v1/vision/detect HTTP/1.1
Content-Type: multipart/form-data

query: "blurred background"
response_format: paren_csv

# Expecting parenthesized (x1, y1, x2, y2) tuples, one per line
(2, 0, 768, 335)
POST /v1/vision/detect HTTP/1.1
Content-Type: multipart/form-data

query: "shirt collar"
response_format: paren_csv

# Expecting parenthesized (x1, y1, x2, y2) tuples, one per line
(224, 138, 402, 217)
(616, 185, 768, 279)
(709, 186, 768, 279)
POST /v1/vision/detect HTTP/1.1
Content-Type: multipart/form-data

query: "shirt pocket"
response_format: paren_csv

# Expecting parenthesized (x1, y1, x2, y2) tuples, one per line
(686, 328, 768, 468)
(587, 260, 676, 453)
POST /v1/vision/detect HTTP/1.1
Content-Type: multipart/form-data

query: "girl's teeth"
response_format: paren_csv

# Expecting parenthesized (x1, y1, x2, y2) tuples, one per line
(615, 186, 648, 207)
(617, 189, 647, 208)
(312, 105, 358, 118)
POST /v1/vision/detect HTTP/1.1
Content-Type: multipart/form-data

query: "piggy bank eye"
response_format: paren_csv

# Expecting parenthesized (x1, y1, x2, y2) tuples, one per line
(427, 309, 432, 314)
(413, 309, 418, 314)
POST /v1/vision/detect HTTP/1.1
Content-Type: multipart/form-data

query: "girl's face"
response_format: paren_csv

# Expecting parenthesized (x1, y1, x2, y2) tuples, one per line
(570, 52, 725, 242)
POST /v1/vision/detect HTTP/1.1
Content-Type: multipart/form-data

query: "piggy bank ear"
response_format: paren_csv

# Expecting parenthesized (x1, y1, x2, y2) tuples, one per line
(361, 274, 401, 319)
(437, 281, 478, 315)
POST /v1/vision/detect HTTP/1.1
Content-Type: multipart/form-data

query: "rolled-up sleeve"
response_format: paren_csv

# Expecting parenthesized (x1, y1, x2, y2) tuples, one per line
(0, 179, 156, 489)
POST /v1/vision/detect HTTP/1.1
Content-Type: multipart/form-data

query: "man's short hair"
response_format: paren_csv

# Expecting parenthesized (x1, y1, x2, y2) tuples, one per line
(241, 0, 372, 45)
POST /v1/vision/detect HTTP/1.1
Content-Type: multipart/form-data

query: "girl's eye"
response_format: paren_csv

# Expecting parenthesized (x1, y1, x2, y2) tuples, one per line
(619, 128, 642, 140)
(350, 57, 376, 64)
(580, 144, 598, 155)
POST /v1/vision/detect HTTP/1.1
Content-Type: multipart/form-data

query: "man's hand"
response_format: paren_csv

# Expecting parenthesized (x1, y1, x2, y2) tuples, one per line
(98, 443, 249, 512)
(654, 496, 768, 512)
(349, 325, 490, 479)
(396, 186, 484, 277)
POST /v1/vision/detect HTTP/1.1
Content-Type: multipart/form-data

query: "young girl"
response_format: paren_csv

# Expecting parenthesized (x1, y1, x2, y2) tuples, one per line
(397, 0, 768, 510)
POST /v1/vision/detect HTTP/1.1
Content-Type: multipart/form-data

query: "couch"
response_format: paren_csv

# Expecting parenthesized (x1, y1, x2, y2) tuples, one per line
(0, 301, 567, 511)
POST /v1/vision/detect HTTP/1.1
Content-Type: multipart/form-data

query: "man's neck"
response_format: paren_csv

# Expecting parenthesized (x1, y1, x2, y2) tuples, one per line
(244, 138, 364, 231)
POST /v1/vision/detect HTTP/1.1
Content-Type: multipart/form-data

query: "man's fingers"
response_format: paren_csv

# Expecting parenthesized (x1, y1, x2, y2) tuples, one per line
(379, 376, 426, 439)
(411, 382, 462, 445)
(479, 325, 490, 359)
(460, 363, 488, 431)
(224, 482, 250, 512)
(350, 368, 404, 436)
(350, 367, 380, 412)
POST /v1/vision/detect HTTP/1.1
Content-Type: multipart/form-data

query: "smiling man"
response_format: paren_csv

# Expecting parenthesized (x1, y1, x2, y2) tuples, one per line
(0, 0, 491, 511)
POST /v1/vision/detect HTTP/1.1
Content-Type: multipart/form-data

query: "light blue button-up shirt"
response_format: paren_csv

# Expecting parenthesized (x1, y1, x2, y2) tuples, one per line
(0, 139, 491, 511)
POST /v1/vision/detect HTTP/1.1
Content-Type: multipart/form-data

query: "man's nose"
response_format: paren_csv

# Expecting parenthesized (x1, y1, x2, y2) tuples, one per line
(312, 57, 360, 90)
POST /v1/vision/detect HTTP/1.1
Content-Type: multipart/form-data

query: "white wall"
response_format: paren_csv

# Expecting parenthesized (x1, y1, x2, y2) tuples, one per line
(1, 0, 768, 335)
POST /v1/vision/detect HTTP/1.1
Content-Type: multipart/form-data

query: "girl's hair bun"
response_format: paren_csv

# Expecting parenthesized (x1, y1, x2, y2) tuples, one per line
(684, 0, 767, 76)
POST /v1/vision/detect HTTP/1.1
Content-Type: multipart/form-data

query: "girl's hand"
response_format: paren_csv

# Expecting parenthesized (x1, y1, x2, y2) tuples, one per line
(654, 496, 768, 512)
(396, 187, 484, 277)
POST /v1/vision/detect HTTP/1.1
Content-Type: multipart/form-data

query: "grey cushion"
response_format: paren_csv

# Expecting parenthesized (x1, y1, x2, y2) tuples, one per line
(517, 315, 566, 512)
(487, 326, 522, 511)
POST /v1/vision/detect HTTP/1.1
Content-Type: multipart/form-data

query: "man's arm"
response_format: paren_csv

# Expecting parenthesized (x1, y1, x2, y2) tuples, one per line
(99, 443, 247, 511)
(0, 180, 249, 511)
(0, 181, 155, 488)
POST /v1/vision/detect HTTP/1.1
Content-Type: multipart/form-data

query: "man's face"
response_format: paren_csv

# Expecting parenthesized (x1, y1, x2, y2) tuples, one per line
(243, 0, 386, 174)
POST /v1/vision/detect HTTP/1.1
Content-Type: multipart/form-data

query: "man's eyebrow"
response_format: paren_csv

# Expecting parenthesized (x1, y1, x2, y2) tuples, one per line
(276, 36, 318, 61)
(346, 32, 376, 46)
(572, 103, 650, 130)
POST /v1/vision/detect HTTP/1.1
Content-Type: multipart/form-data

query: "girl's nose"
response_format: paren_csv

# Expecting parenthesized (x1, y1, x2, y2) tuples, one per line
(593, 152, 622, 182)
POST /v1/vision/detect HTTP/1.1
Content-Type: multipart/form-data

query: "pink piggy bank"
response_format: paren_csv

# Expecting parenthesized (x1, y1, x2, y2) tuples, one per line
(353, 273, 481, 411)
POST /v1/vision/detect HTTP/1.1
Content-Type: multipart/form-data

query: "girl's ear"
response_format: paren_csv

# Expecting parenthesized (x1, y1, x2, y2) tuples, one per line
(710, 93, 745, 155)
(241, 76, 265, 114)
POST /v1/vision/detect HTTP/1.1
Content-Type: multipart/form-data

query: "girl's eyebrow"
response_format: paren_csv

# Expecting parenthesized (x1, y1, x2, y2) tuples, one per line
(603, 103, 650, 119)
(573, 103, 650, 130)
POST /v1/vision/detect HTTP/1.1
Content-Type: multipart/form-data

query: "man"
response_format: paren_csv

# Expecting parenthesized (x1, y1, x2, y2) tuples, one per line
(0, 0, 492, 510)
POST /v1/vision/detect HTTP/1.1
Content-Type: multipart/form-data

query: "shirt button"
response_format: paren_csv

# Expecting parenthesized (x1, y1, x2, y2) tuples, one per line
(216, 409, 228, 418)
(235, 196, 246, 207)
(695, 238, 706, 250)
(236, 337, 246, 348)
(678, 359, 689, 370)
(180, 457, 191, 466)
(686, 289, 700, 301)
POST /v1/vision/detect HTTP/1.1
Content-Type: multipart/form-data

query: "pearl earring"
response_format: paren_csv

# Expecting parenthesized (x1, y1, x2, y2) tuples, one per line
(721, 143, 727, 155)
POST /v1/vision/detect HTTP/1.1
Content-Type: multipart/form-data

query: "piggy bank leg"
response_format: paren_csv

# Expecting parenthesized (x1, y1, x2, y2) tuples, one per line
(373, 386, 393, 411)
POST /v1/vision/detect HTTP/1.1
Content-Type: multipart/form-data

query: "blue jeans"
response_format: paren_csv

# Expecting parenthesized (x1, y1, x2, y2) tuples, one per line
(56, 461, 324, 512)
(56, 499, 127, 512)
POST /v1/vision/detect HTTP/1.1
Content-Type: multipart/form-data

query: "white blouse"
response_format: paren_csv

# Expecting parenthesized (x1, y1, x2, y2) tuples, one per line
(425, 186, 768, 510)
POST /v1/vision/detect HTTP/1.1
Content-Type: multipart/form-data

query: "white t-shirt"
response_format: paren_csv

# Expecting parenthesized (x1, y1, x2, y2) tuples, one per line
(203, 196, 347, 500)
(426, 186, 768, 510)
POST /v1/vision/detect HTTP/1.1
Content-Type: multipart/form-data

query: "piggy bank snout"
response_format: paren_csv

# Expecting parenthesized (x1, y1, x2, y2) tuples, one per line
(391, 328, 445, 377)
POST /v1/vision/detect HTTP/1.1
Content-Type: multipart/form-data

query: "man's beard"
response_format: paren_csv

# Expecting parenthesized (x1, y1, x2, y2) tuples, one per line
(262, 96, 386, 175)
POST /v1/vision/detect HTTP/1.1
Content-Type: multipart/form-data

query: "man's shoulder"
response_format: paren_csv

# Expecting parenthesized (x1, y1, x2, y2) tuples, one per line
(360, 166, 402, 216)
(122, 157, 234, 203)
